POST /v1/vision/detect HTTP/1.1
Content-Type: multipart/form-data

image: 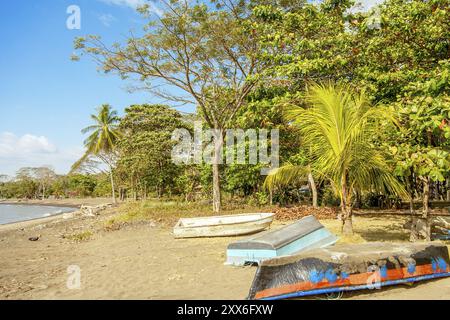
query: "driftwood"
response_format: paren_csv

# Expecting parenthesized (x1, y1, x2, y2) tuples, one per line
(431, 216, 450, 229)
(405, 216, 450, 240)
(79, 203, 113, 217)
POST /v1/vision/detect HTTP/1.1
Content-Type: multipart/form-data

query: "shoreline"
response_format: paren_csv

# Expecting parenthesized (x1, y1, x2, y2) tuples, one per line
(0, 209, 78, 232)
(0, 201, 79, 208)
(0, 210, 75, 228)
(0, 208, 77, 232)
(0, 201, 81, 230)
(0, 197, 113, 208)
(0, 198, 113, 232)
(0, 198, 111, 232)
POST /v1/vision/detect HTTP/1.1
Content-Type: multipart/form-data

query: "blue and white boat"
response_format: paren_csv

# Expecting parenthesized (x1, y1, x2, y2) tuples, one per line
(226, 215, 338, 266)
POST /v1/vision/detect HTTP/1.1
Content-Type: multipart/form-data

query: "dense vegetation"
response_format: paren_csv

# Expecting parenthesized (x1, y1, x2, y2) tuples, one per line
(0, 168, 112, 199)
(1, 0, 448, 239)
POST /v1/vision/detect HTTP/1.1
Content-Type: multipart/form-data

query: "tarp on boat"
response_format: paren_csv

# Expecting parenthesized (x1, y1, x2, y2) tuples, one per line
(226, 215, 337, 266)
(247, 242, 450, 300)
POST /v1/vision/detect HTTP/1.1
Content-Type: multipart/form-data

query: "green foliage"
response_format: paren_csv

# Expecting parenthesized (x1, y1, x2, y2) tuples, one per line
(0, 169, 111, 199)
(266, 83, 407, 206)
(67, 174, 97, 197)
(18, 0, 444, 213)
(116, 104, 186, 197)
(72, 104, 120, 172)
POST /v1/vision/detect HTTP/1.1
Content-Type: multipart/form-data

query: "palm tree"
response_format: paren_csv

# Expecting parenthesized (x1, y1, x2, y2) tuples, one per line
(71, 104, 121, 203)
(265, 83, 407, 235)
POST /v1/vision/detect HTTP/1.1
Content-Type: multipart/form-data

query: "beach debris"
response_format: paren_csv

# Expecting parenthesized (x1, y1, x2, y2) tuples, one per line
(28, 235, 41, 241)
(226, 215, 338, 266)
(32, 224, 47, 231)
(248, 242, 450, 300)
(404, 216, 450, 240)
(274, 206, 337, 221)
(79, 203, 113, 217)
(431, 216, 450, 240)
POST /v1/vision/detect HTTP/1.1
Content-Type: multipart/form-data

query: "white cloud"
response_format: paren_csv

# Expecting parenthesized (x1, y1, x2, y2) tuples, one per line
(312, 0, 385, 11)
(352, 0, 385, 11)
(0, 132, 57, 156)
(98, 0, 163, 16)
(99, 0, 147, 9)
(99, 13, 117, 27)
(0, 132, 83, 176)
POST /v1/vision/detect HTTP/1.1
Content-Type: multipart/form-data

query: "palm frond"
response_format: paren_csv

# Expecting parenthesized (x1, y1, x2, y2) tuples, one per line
(278, 82, 407, 203)
(75, 104, 121, 170)
(264, 164, 310, 192)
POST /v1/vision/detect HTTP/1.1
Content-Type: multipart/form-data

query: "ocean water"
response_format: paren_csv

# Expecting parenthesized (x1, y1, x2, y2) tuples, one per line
(0, 204, 76, 225)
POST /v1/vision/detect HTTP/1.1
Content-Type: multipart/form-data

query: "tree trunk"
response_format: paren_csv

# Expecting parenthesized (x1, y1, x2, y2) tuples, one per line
(342, 206, 353, 236)
(354, 190, 362, 209)
(307, 173, 318, 208)
(408, 172, 415, 214)
(411, 177, 431, 241)
(422, 177, 431, 241)
(340, 175, 353, 235)
(109, 169, 116, 204)
(212, 162, 221, 212)
(409, 196, 415, 214)
(211, 129, 222, 213)
(447, 178, 450, 201)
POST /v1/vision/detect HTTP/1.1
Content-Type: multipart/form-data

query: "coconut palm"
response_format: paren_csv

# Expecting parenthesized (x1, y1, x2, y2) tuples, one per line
(265, 83, 407, 235)
(71, 104, 121, 203)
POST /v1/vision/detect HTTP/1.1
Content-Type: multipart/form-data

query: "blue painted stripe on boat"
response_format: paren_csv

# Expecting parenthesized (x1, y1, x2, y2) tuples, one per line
(258, 272, 450, 300)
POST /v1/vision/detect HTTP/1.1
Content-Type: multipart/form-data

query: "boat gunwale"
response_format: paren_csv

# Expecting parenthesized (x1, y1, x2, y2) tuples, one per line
(175, 212, 275, 229)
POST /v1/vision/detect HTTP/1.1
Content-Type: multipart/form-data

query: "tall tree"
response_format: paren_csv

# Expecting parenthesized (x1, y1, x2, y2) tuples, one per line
(33, 166, 56, 200)
(117, 104, 185, 199)
(73, 0, 265, 212)
(265, 83, 407, 235)
(0, 174, 9, 199)
(353, 0, 450, 240)
(71, 104, 121, 203)
(15, 168, 39, 199)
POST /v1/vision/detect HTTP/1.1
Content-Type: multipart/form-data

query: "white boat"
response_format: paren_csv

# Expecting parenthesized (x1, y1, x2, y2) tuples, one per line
(173, 213, 275, 238)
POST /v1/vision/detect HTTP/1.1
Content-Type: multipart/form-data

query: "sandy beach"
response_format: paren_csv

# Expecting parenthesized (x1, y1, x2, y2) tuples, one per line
(1, 203, 450, 300)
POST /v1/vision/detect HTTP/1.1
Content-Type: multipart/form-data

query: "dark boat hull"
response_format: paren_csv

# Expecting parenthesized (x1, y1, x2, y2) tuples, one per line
(248, 242, 450, 300)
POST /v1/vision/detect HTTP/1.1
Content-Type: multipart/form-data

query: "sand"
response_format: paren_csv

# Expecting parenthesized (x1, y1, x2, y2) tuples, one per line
(1, 206, 450, 300)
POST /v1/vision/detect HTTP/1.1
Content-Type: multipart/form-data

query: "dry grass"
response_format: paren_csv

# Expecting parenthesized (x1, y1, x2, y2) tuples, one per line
(64, 230, 93, 242)
(104, 200, 416, 245)
(320, 215, 411, 243)
(104, 200, 277, 230)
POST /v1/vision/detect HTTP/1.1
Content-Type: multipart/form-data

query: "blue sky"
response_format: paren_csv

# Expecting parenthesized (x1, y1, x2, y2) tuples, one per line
(0, 0, 381, 177)
(0, 0, 191, 176)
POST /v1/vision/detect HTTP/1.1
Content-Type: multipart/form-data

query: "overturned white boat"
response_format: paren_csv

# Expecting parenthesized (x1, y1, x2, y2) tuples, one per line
(173, 213, 275, 238)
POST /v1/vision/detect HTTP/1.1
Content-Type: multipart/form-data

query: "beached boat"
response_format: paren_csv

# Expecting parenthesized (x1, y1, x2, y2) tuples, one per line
(248, 242, 450, 300)
(173, 213, 275, 238)
(226, 215, 338, 266)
